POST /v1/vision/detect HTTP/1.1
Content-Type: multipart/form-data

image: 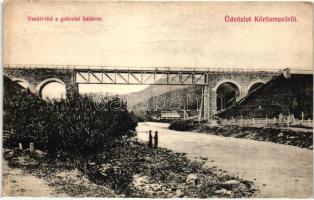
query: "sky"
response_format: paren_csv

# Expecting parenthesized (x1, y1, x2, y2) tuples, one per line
(4, 1, 313, 94)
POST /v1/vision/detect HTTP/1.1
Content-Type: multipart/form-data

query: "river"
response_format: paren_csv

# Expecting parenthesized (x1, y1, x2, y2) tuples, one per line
(136, 122, 313, 198)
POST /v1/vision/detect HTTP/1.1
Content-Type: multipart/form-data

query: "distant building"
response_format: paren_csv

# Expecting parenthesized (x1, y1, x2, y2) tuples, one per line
(160, 111, 181, 120)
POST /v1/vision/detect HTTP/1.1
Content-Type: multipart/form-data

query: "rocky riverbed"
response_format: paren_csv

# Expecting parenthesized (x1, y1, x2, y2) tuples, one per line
(3, 137, 257, 197)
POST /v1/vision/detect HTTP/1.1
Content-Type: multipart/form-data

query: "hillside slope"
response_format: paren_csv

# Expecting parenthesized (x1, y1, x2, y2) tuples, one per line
(3, 76, 44, 131)
(125, 80, 189, 109)
(219, 74, 313, 119)
(131, 85, 202, 120)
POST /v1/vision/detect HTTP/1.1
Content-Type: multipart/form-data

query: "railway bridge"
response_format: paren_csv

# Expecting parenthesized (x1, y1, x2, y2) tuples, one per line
(4, 64, 288, 120)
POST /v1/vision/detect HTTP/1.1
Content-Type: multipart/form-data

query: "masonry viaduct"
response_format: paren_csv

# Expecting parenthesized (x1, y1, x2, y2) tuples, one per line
(4, 65, 285, 119)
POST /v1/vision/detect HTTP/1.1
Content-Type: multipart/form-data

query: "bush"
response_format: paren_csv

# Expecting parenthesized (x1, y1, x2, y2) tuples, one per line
(4, 79, 138, 156)
(169, 120, 195, 131)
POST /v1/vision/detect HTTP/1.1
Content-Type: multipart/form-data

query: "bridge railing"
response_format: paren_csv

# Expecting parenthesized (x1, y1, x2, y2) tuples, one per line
(3, 64, 283, 73)
(219, 117, 313, 128)
(288, 69, 313, 74)
(3, 64, 312, 74)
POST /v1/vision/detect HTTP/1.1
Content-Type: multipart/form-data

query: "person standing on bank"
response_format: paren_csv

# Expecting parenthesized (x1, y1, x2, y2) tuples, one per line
(148, 130, 153, 148)
(154, 131, 158, 149)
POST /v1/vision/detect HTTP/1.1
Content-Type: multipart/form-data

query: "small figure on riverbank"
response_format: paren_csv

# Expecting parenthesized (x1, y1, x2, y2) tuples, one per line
(154, 131, 158, 149)
(279, 113, 283, 123)
(148, 130, 153, 149)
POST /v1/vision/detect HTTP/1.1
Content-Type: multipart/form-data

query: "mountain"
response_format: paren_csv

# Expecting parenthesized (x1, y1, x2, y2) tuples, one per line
(131, 85, 203, 120)
(121, 77, 191, 110)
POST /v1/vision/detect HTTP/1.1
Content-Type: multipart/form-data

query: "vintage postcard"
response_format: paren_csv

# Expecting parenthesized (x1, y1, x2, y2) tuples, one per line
(2, 0, 313, 198)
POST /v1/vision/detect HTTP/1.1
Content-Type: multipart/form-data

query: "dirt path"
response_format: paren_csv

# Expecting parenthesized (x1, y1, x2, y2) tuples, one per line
(137, 122, 313, 198)
(2, 160, 58, 197)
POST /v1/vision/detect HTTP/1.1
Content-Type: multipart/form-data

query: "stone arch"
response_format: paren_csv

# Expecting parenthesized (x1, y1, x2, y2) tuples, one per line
(214, 80, 242, 111)
(12, 78, 31, 89)
(36, 78, 66, 100)
(247, 80, 266, 95)
(213, 80, 242, 93)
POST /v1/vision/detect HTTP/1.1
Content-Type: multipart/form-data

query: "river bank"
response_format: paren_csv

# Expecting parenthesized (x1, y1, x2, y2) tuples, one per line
(137, 122, 312, 198)
(3, 137, 256, 197)
(169, 121, 313, 149)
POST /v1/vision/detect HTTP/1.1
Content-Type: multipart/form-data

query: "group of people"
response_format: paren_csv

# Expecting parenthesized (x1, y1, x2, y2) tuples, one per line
(278, 113, 296, 124)
(148, 130, 158, 149)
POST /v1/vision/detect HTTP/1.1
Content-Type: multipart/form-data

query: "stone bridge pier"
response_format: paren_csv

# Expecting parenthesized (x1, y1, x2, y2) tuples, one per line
(204, 72, 276, 115)
(4, 68, 78, 99)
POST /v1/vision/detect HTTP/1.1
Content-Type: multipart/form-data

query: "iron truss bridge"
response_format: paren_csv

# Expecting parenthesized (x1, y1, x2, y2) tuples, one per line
(76, 68, 220, 85)
(74, 67, 281, 85)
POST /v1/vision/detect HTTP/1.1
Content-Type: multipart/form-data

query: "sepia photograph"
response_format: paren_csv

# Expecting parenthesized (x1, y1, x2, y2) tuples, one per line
(2, 0, 313, 198)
